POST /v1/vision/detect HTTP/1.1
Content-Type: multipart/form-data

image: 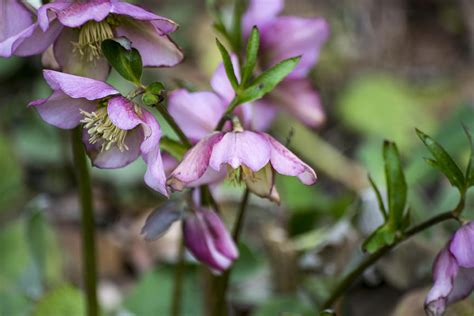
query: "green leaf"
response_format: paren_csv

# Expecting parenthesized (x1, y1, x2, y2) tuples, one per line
(241, 27, 260, 87)
(216, 39, 239, 91)
(362, 224, 396, 253)
(463, 126, 474, 187)
(368, 174, 388, 221)
(416, 129, 465, 190)
(383, 141, 407, 227)
(147, 82, 165, 95)
(230, 0, 246, 53)
(25, 208, 47, 293)
(238, 56, 301, 103)
(32, 285, 84, 316)
(101, 38, 142, 85)
(142, 92, 159, 106)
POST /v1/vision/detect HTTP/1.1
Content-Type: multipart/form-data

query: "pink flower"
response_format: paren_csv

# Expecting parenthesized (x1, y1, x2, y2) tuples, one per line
(167, 129, 316, 203)
(183, 208, 238, 273)
(425, 222, 474, 316)
(1, 0, 183, 79)
(29, 70, 168, 196)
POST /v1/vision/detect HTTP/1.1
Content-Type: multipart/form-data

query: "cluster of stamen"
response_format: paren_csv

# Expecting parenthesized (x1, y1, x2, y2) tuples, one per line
(227, 165, 259, 185)
(73, 20, 114, 61)
(80, 107, 129, 152)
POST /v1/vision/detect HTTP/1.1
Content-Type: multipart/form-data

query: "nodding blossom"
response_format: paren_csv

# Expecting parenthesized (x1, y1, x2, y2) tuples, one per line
(0, 0, 183, 79)
(425, 221, 474, 316)
(29, 70, 168, 196)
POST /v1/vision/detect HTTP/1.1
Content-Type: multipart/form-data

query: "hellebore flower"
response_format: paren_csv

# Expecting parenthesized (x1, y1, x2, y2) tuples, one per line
(1, 0, 183, 79)
(167, 126, 316, 203)
(425, 222, 474, 316)
(183, 208, 238, 273)
(29, 70, 168, 196)
(241, 0, 329, 128)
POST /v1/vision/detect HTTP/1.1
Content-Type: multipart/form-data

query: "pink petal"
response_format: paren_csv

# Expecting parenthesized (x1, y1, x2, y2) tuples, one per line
(242, 0, 284, 37)
(139, 109, 162, 155)
(142, 145, 168, 197)
(209, 131, 270, 172)
(110, 2, 178, 34)
(53, 27, 110, 80)
(187, 167, 226, 188)
(210, 54, 240, 103)
(30, 90, 97, 129)
(201, 210, 239, 260)
(107, 96, 142, 130)
(262, 133, 317, 184)
(450, 222, 474, 268)
(249, 99, 278, 131)
(261, 17, 329, 79)
(168, 132, 224, 191)
(56, 0, 112, 28)
(168, 89, 226, 142)
(43, 70, 119, 100)
(0, 0, 34, 42)
(86, 127, 142, 169)
(114, 20, 183, 67)
(37, 2, 70, 31)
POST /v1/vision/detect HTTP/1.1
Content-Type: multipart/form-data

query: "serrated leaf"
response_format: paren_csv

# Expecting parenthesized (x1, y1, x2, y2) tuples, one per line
(241, 27, 260, 87)
(416, 129, 465, 190)
(216, 39, 239, 91)
(238, 56, 301, 103)
(101, 38, 142, 85)
(383, 141, 407, 227)
(363, 224, 396, 253)
(368, 174, 387, 221)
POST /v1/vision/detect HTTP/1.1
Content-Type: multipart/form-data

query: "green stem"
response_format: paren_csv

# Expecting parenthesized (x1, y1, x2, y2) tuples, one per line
(171, 239, 186, 316)
(210, 189, 250, 316)
(321, 198, 465, 310)
(215, 98, 240, 131)
(157, 105, 192, 149)
(71, 128, 98, 316)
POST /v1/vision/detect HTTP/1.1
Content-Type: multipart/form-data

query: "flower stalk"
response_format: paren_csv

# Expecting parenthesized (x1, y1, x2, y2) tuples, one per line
(71, 127, 99, 316)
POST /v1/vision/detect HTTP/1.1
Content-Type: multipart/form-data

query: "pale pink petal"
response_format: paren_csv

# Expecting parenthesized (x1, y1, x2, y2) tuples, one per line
(0, 0, 34, 42)
(143, 145, 168, 196)
(242, 0, 284, 37)
(107, 96, 142, 130)
(168, 132, 224, 191)
(250, 99, 278, 131)
(139, 110, 162, 155)
(262, 133, 317, 184)
(56, 0, 112, 28)
(29, 90, 97, 129)
(450, 222, 474, 268)
(114, 20, 183, 67)
(210, 54, 240, 103)
(187, 167, 226, 188)
(209, 131, 270, 172)
(202, 210, 239, 260)
(168, 89, 226, 142)
(43, 70, 118, 100)
(37, 2, 70, 31)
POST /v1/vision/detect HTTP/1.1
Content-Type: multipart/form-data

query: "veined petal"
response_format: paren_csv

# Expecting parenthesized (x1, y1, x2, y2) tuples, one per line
(55, 0, 112, 28)
(43, 70, 119, 100)
(168, 132, 224, 191)
(86, 127, 142, 169)
(110, 2, 178, 34)
(107, 96, 142, 130)
(37, 2, 70, 31)
(53, 27, 110, 80)
(272, 79, 325, 127)
(209, 131, 270, 172)
(168, 89, 226, 142)
(450, 222, 474, 268)
(262, 133, 317, 185)
(210, 54, 240, 103)
(261, 17, 329, 79)
(242, 0, 284, 37)
(143, 145, 168, 197)
(114, 19, 183, 67)
(30, 90, 97, 129)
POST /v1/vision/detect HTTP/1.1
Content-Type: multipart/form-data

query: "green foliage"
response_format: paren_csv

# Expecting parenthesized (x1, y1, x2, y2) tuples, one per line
(0, 134, 23, 211)
(254, 295, 313, 316)
(31, 285, 85, 316)
(147, 82, 165, 95)
(241, 27, 260, 86)
(216, 39, 239, 90)
(142, 92, 159, 106)
(102, 38, 143, 85)
(238, 57, 301, 103)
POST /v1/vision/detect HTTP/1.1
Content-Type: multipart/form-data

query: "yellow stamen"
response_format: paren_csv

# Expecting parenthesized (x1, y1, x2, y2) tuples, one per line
(73, 20, 114, 61)
(80, 107, 129, 152)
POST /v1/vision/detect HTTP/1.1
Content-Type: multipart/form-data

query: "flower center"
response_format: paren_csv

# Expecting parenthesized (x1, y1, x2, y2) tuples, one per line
(80, 107, 129, 152)
(227, 165, 259, 185)
(74, 20, 114, 61)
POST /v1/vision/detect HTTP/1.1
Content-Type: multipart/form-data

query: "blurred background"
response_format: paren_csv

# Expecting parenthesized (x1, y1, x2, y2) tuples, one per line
(1, 0, 474, 315)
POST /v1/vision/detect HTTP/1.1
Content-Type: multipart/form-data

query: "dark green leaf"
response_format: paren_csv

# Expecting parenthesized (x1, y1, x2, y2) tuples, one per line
(416, 129, 465, 190)
(101, 38, 142, 85)
(142, 92, 159, 106)
(241, 27, 260, 87)
(215, 39, 239, 91)
(147, 82, 165, 95)
(238, 56, 301, 103)
(362, 224, 396, 254)
(368, 174, 388, 221)
(383, 141, 407, 227)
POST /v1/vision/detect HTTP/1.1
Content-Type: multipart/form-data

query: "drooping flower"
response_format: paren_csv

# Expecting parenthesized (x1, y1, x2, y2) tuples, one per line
(241, 0, 329, 128)
(1, 0, 183, 79)
(29, 70, 168, 196)
(183, 208, 238, 273)
(167, 123, 316, 202)
(425, 222, 474, 316)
